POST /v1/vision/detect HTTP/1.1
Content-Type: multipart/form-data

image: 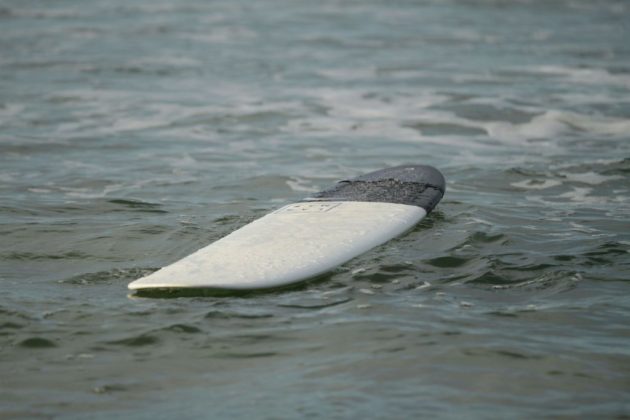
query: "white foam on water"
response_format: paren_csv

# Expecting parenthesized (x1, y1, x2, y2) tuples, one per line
(123, 3, 205, 14)
(528, 65, 630, 88)
(483, 112, 568, 142)
(511, 179, 563, 190)
(569, 222, 600, 234)
(125, 56, 203, 69)
(0, 104, 25, 125)
(381, 69, 432, 80)
(304, 147, 334, 158)
(286, 178, 319, 193)
(61, 160, 104, 174)
(181, 26, 258, 44)
(558, 187, 600, 204)
(551, 92, 625, 106)
(482, 110, 630, 142)
(9, 7, 86, 19)
(280, 88, 495, 152)
(47, 88, 133, 103)
(0, 172, 16, 183)
(561, 172, 622, 185)
(283, 87, 623, 163)
(318, 68, 377, 81)
(550, 158, 626, 171)
(60, 183, 127, 199)
(27, 188, 52, 194)
(164, 154, 198, 169)
(300, 88, 449, 120)
(111, 118, 167, 133)
(55, 93, 306, 137)
(465, 217, 493, 226)
(553, 111, 630, 136)
(531, 30, 553, 41)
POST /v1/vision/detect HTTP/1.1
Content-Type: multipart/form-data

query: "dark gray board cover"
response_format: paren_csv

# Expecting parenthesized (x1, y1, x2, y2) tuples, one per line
(306, 165, 445, 213)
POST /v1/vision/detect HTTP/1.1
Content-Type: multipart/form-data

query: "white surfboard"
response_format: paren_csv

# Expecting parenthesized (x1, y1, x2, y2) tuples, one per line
(128, 165, 445, 291)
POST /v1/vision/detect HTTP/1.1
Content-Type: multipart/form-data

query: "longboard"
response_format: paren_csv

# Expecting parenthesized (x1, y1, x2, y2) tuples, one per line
(128, 165, 445, 291)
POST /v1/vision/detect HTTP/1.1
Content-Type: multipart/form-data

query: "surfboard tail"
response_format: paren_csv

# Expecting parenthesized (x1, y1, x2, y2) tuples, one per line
(305, 165, 445, 213)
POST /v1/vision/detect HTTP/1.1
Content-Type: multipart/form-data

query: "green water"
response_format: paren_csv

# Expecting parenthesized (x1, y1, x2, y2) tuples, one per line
(1, 0, 629, 418)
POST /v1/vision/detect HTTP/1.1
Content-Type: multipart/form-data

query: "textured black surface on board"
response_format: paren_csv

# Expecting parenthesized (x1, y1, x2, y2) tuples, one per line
(306, 165, 445, 213)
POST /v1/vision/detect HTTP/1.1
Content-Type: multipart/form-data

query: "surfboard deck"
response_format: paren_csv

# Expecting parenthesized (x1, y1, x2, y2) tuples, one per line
(128, 164, 445, 291)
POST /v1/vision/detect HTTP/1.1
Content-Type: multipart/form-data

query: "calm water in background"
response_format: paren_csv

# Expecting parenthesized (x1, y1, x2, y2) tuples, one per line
(1, 0, 629, 418)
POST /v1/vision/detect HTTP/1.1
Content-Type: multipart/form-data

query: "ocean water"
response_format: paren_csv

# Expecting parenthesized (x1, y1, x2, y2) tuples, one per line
(1, 0, 629, 418)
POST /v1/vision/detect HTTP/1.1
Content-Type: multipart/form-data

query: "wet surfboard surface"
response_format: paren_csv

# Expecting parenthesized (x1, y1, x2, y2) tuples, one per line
(128, 165, 445, 291)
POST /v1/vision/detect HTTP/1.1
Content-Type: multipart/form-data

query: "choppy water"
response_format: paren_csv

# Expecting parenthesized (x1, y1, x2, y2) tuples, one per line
(1, 0, 630, 418)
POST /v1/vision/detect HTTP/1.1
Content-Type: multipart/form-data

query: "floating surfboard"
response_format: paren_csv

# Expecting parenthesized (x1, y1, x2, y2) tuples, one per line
(128, 165, 445, 292)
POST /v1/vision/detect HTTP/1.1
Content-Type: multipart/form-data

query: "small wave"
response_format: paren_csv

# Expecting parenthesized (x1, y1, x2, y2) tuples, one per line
(462, 231, 507, 246)
(60, 268, 157, 285)
(92, 384, 128, 394)
(204, 310, 274, 320)
(562, 172, 623, 186)
(106, 334, 159, 347)
(0, 321, 24, 333)
(435, 103, 539, 124)
(108, 199, 168, 213)
(527, 65, 630, 88)
(59, 184, 127, 199)
(463, 348, 542, 361)
(601, 158, 630, 175)
(0, 307, 33, 321)
(511, 179, 563, 190)
(211, 351, 278, 359)
(286, 177, 319, 193)
(425, 256, 469, 268)
(474, 270, 582, 292)
(160, 324, 202, 334)
(3, 251, 91, 261)
(18, 337, 56, 348)
(507, 159, 629, 204)
(278, 297, 352, 310)
(482, 110, 630, 142)
(558, 187, 598, 204)
(352, 266, 409, 284)
(404, 121, 486, 137)
(317, 67, 376, 81)
(486, 304, 539, 318)
(180, 26, 257, 45)
(583, 241, 630, 267)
